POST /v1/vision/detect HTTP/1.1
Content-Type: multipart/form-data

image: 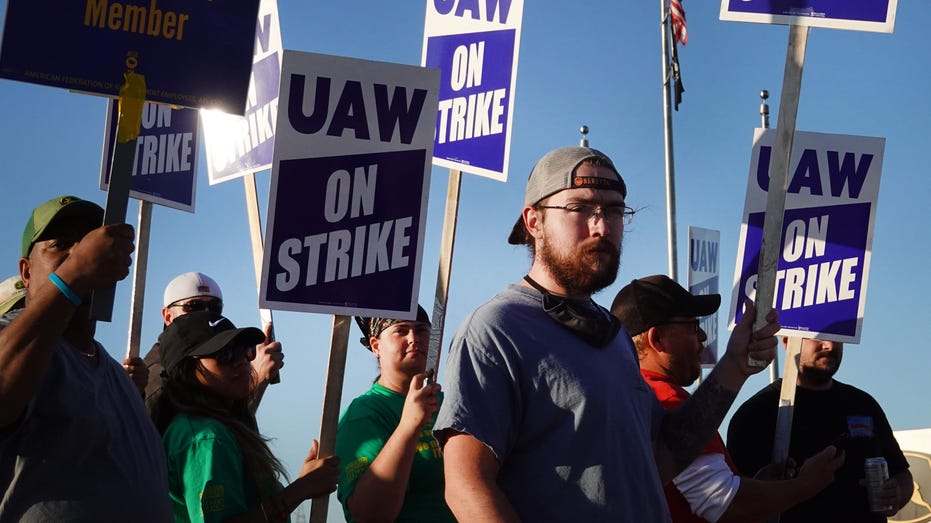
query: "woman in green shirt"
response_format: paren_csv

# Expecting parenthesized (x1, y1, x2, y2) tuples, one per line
(150, 311, 339, 522)
(335, 306, 456, 523)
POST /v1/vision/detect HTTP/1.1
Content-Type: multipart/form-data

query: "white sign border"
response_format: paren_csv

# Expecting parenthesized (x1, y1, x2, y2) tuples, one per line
(719, 0, 898, 34)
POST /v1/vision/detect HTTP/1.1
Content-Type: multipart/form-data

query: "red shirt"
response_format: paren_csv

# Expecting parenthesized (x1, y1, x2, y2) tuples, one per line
(641, 369, 740, 523)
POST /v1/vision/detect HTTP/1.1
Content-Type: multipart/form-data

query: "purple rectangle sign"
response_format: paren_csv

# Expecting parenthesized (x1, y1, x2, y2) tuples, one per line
(425, 29, 515, 175)
(100, 101, 198, 211)
(725, 0, 890, 22)
(735, 202, 871, 338)
(265, 150, 427, 311)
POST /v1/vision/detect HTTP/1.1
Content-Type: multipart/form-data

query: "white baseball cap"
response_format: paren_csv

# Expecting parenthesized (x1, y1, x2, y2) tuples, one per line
(163, 272, 223, 307)
(0, 275, 27, 314)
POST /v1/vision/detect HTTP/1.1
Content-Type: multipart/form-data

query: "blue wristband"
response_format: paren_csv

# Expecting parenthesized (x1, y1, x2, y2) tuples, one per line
(48, 272, 82, 307)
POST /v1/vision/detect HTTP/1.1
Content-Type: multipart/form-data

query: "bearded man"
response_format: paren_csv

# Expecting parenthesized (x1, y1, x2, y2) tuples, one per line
(433, 146, 781, 522)
(728, 338, 912, 522)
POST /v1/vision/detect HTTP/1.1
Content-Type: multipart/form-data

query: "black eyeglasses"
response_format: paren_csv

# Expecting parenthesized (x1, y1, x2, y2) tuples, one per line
(170, 299, 223, 314)
(661, 319, 701, 333)
(536, 203, 636, 225)
(198, 344, 256, 365)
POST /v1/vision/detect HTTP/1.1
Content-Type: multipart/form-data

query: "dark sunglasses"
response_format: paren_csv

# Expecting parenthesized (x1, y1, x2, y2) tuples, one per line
(170, 299, 223, 314)
(661, 319, 701, 334)
(197, 344, 256, 365)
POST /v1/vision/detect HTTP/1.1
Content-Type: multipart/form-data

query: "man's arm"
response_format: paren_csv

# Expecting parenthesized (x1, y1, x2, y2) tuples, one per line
(654, 302, 780, 482)
(0, 224, 133, 428)
(443, 432, 521, 522)
(715, 445, 843, 522)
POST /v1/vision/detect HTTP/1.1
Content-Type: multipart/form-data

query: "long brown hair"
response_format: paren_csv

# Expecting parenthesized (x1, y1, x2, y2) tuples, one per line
(150, 357, 287, 491)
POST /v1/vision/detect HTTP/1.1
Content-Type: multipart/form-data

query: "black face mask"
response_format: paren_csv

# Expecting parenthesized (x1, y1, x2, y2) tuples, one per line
(524, 275, 621, 348)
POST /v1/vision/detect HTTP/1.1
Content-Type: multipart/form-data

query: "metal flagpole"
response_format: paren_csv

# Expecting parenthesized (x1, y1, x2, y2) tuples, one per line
(660, 0, 679, 282)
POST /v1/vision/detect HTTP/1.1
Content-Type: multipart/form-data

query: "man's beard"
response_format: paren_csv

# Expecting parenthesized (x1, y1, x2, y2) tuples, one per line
(539, 235, 621, 295)
(799, 356, 840, 386)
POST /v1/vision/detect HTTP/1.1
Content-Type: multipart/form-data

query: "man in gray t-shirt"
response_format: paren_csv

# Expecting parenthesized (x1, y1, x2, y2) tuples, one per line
(0, 195, 170, 522)
(434, 147, 782, 521)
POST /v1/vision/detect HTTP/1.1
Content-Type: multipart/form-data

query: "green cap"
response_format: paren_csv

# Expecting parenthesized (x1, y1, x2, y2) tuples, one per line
(21, 196, 104, 258)
(0, 275, 26, 314)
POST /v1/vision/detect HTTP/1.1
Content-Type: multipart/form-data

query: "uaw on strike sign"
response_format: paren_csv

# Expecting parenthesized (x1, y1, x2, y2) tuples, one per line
(260, 51, 440, 319)
(729, 129, 884, 343)
(422, 0, 523, 181)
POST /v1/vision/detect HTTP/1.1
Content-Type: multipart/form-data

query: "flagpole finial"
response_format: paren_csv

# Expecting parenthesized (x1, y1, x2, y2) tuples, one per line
(760, 90, 770, 128)
(579, 125, 589, 147)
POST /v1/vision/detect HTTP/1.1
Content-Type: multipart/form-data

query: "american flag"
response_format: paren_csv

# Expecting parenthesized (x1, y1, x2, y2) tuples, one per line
(670, 0, 688, 46)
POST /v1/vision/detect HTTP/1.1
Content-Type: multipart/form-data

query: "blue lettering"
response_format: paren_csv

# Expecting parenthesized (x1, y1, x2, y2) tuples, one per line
(827, 151, 871, 199)
(374, 84, 427, 145)
(255, 13, 272, 54)
(756, 145, 773, 191)
(288, 74, 330, 135)
(436, 0, 512, 23)
(455, 0, 481, 19)
(434, 0, 455, 15)
(327, 80, 370, 140)
(689, 240, 719, 273)
(787, 149, 823, 196)
(756, 145, 870, 199)
(485, 0, 513, 24)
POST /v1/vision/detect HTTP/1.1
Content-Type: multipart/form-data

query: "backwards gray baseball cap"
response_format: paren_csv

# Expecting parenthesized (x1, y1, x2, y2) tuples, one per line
(507, 146, 628, 245)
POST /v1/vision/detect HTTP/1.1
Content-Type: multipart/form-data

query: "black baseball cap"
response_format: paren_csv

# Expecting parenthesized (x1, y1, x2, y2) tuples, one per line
(159, 311, 264, 374)
(611, 274, 720, 336)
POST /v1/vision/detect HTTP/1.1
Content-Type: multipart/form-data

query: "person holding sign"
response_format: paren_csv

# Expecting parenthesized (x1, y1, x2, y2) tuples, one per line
(150, 311, 339, 523)
(0, 195, 170, 521)
(728, 338, 912, 522)
(334, 307, 455, 523)
(612, 275, 843, 522)
(144, 272, 284, 414)
(434, 147, 781, 522)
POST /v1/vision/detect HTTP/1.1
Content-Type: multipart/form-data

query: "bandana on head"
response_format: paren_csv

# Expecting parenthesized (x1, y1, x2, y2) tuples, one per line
(354, 306, 431, 351)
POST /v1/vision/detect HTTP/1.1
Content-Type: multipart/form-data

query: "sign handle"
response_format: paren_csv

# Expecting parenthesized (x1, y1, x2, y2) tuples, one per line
(749, 24, 809, 366)
(766, 336, 802, 523)
(425, 169, 462, 384)
(309, 315, 351, 523)
(125, 200, 153, 359)
(244, 174, 279, 384)
(91, 66, 146, 322)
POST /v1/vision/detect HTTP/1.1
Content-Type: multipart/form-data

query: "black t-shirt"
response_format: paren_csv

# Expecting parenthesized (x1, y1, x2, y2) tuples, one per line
(727, 379, 909, 522)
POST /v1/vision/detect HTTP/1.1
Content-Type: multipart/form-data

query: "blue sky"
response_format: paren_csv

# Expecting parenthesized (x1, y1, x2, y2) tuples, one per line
(1, 1, 928, 520)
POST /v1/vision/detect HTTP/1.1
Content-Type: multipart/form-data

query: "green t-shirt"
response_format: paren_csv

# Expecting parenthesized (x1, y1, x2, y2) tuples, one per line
(335, 382, 455, 523)
(163, 413, 273, 523)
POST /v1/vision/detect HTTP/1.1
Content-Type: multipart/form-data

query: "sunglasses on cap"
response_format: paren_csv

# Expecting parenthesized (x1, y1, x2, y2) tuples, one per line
(195, 344, 256, 365)
(170, 299, 223, 314)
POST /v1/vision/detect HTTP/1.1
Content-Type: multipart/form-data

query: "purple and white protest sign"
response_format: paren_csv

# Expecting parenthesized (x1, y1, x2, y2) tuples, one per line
(0, 0, 260, 113)
(99, 101, 198, 212)
(422, 0, 523, 181)
(689, 226, 720, 366)
(202, 0, 282, 184)
(259, 51, 440, 319)
(720, 0, 897, 33)
(729, 129, 884, 343)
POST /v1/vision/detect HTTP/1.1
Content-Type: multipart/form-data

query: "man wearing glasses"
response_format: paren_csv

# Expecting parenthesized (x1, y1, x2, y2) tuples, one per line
(434, 146, 781, 522)
(611, 275, 841, 523)
(143, 272, 283, 414)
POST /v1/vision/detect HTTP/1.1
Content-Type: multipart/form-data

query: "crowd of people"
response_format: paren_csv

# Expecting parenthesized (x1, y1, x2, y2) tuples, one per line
(0, 146, 912, 522)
